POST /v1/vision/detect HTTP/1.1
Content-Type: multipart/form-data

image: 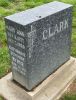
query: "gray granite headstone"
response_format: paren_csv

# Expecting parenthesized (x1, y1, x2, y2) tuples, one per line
(5, 1, 73, 90)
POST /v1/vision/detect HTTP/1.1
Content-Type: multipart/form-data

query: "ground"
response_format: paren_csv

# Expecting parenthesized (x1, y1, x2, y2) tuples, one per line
(0, 0, 76, 100)
(60, 80, 76, 100)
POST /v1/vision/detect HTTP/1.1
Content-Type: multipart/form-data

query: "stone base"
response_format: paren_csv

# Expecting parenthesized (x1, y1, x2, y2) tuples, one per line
(0, 57, 76, 100)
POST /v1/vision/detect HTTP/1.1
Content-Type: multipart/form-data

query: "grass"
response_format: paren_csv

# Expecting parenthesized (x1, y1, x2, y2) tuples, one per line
(0, 47, 10, 78)
(60, 93, 76, 100)
(0, 0, 9, 7)
(0, 0, 76, 99)
(0, 96, 5, 100)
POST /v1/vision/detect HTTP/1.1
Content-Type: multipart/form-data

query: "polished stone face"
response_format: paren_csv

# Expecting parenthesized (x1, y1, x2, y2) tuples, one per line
(5, 1, 72, 90)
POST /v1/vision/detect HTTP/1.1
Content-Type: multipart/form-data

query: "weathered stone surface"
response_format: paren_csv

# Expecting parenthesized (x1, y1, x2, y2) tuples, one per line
(0, 57, 76, 100)
(5, 1, 73, 90)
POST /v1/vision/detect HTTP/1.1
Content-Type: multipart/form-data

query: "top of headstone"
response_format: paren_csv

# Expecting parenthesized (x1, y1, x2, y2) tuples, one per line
(5, 1, 72, 26)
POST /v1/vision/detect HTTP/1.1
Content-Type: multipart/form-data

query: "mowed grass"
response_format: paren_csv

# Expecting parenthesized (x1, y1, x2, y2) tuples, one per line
(0, 0, 76, 99)
(60, 93, 76, 100)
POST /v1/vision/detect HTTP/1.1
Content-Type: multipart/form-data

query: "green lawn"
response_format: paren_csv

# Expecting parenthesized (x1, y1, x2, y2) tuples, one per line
(60, 93, 76, 100)
(0, 0, 76, 100)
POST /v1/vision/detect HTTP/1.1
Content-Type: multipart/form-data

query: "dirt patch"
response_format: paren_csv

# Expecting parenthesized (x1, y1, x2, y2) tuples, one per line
(67, 79, 76, 93)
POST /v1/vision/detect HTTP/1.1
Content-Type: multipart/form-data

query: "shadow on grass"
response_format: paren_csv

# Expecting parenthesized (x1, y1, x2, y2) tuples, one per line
(0, 96, 5, 100)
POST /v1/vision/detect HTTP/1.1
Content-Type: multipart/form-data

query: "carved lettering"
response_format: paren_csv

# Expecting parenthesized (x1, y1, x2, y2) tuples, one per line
(42, 19, 68, 40)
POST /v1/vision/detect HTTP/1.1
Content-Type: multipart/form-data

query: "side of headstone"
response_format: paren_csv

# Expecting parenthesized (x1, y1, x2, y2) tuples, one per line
(5, 1, 73, 90)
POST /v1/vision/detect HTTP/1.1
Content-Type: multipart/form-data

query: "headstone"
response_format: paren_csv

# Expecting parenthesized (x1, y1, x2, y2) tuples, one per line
(5, 1, 73, 90)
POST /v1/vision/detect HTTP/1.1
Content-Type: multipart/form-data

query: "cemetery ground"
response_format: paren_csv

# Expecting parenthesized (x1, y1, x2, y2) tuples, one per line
(0, 0, 76, 100)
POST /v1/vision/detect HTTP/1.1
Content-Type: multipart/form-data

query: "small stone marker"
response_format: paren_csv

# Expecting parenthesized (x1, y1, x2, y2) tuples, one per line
(5, 1, 73, 90)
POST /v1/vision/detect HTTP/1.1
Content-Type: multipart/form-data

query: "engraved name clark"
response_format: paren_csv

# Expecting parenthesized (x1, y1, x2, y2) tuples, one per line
(28, 19, 68, 58)
(42, 19, 68, 40)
